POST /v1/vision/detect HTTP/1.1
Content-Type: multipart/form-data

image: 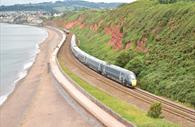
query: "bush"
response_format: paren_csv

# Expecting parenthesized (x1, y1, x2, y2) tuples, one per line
(115, 51, 132, 67)
(186, 92, 195, 108)
(147, 102, 162, 118)
(125, 56, 144, 75)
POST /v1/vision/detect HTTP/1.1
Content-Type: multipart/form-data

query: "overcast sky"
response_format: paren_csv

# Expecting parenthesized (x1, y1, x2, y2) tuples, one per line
(0, 0, 136, 6)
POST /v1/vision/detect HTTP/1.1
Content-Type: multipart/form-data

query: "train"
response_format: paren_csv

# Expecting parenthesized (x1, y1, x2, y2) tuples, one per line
(70, 34, 137, 88)
(63, 29, 70, 34)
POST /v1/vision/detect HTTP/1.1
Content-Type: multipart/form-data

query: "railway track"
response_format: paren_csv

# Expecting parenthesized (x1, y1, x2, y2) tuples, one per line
(58, 33, 195, 127)
(135, 88, 195, 119)
(94, 75, 195, 123)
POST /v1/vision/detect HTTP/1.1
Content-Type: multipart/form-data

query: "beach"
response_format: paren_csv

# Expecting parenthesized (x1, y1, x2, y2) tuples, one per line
(0, 27, 97, 127)
(0, 23, 48, 105)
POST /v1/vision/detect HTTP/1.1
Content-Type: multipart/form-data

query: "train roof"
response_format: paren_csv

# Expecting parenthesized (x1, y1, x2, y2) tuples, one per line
(87, 54, 106, 64)
(71, 35, 77, 47)
(108, 64, 135, 76)
(63, 29, 70, 33)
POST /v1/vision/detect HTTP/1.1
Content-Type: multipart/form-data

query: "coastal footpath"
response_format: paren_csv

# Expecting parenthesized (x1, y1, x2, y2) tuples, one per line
(0, 27, 101, 127)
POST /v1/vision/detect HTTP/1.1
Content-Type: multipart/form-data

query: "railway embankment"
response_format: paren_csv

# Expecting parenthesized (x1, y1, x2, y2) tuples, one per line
(55, 32, 181, 127)
(50, 29, 131, 127)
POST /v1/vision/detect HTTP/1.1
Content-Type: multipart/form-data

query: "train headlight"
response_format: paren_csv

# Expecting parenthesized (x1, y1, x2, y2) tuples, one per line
(131, 80, 137, 87)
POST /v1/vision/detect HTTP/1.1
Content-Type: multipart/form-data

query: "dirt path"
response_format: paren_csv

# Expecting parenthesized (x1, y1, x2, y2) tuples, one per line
(58, 33, 194, 127)
(0, 27, 102, 127)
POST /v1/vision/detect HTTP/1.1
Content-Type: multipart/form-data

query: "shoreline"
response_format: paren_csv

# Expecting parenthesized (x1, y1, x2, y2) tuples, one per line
(0, 24, 48, 106)
(0, 22, 43, 29)
(0, 26, 97, 127)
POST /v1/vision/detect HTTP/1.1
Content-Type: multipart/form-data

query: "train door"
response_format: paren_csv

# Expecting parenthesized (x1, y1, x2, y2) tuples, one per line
(120, 73, 125, 85)
(119, 72, 122, 82)
(102, 65, 106, 75)
(98, 63, 102, 73)
(84, 56, 87, 64)
(85, 57, 88, 65)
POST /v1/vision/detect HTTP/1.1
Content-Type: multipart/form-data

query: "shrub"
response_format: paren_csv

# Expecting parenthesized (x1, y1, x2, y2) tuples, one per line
(115, 51, 131, 67)
(147, 102, 162, 118)
(120, 26, 124, 33)
(125, 56, 144, 75)
(186, 92, 195, 108)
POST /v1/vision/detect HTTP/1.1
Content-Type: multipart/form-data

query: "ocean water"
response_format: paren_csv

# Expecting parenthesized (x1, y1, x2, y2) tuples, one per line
(0, 23, 48, 105)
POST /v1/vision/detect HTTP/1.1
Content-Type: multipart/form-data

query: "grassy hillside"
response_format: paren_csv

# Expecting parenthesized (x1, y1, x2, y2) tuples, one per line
(54, 0, 195, 107)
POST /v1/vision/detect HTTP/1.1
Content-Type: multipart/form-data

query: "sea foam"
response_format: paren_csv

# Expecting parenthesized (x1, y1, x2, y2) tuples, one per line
(0, 23, 48, 106)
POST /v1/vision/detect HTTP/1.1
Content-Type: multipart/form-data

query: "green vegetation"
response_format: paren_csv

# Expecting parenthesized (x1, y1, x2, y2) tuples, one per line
(147, 102, 162, 118)
(58, 58, 178, 127)
(0, 1, 120, 12)
(58, 0, 195, 107)
(158, 0, 195, 4)
(71, 27, 118, 64)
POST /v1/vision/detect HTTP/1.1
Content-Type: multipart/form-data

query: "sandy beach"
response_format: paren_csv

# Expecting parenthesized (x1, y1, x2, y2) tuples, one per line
(0, 27, 96, 127)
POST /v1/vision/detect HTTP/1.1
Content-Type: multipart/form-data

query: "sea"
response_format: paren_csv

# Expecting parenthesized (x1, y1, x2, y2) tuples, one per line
(0, 23, 48, 106)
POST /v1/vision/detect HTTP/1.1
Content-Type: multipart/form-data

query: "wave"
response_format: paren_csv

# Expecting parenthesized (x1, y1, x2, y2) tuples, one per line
(0, 53, 37, 106)
(0, 94, 8, 106)
(0, 29, 47, 106)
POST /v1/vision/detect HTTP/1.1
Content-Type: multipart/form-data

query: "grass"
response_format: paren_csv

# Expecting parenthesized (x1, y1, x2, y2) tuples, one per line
(58, 58, 179, 127)
(54, 0, 195, 107)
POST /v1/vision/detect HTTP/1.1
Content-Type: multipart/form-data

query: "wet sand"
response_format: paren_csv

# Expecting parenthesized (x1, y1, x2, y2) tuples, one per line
(0, 27, 96, 127)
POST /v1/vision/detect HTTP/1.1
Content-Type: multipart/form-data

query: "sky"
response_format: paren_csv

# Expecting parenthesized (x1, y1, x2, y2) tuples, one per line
(0, 0, 136, 6)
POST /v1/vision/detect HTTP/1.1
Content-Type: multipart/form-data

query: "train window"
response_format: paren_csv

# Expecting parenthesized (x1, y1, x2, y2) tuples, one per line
(129, 75, 135, 80)
(107, 67, 120, 78)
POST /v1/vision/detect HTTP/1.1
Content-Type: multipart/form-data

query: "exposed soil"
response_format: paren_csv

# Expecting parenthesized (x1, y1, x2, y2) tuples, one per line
(89, 24, 98, 32)
(65, 20, 81, 29)
(80, 23, 86, 29)
(104, 26, 123, 49)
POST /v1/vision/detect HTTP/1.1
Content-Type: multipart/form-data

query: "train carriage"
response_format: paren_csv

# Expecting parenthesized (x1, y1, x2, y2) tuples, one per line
(86, 57, 100, 71)
(86, 55, 106, 73)
(103, 65, 121, 82)
(76, 49, 86, 63)
(70, 33, 137, 88)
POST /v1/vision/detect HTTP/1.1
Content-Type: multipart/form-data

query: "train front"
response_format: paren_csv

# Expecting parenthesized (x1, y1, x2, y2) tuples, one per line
(128, 73, 137, 88)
